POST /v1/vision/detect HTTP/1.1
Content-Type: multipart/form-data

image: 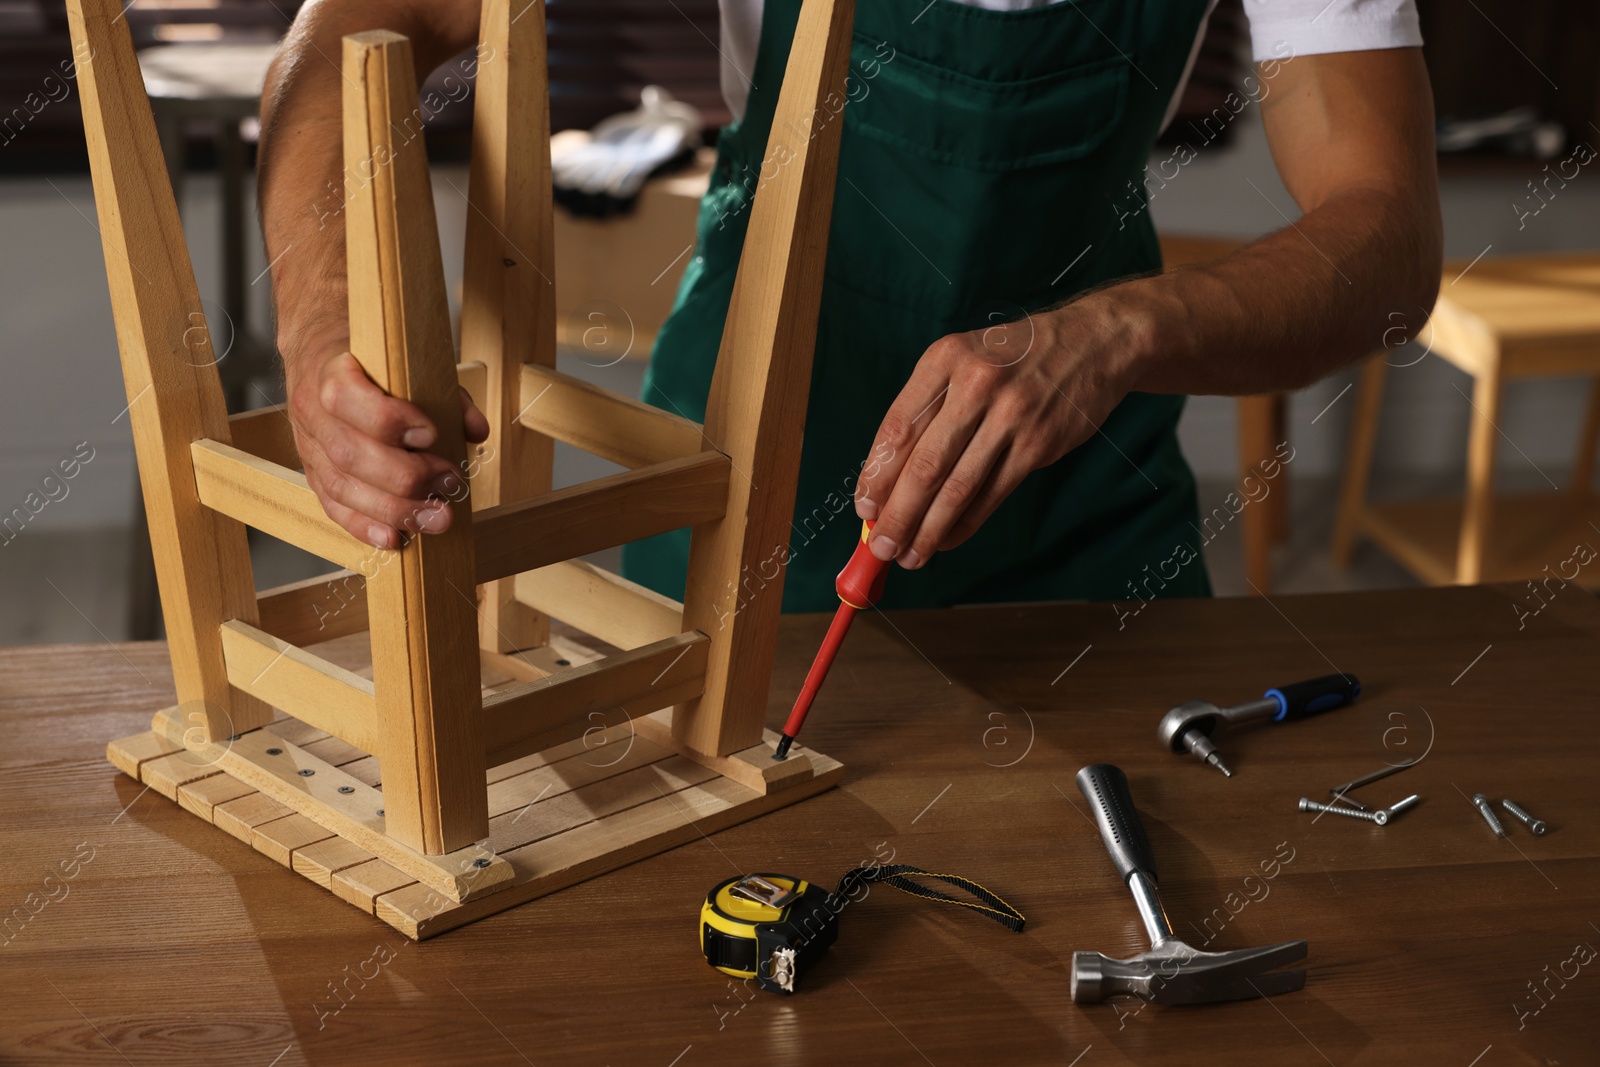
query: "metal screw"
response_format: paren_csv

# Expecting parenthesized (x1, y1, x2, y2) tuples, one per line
(1384, 794, 1423, 821)
(337, 786, 355, 795)
(298, 768, 315, 777)
(555, 659, 571, 667)
(1471, 793, 1505, 837)
(265, 747, 283, 756)
(1299, 797, 1389, 825)
(376, 808, 384, 817)
(1501, 799, 1547, 835)
(472, 858, 492, 869)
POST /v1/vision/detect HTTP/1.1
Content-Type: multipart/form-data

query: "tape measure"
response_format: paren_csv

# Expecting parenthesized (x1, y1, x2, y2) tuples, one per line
(700, 864, 1025, 994)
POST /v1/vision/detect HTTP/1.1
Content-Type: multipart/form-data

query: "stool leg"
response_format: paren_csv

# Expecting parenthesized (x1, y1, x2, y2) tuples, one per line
(1236, 393, 1283, 594)
(1571, 376, 1600, 503)
(1332, 358, 1389, 568)
(1457, 368, 1502, 585)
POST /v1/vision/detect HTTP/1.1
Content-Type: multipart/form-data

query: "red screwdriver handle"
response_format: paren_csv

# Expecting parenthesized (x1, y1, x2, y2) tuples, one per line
(837, 521, 890, 608)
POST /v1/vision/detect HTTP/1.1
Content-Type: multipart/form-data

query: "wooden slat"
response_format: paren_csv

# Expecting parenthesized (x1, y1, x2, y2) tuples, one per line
(252, 813, 335, 867)
(213, 792, 294, 843)
(518, 362, 705, 470)
(138, 754, 224, 801)
(461, 0, 557, 653)
(482, 632, 708, 768)
(152, 706, 510, 903)
(177, 773, 257, 821)
(333, 858, 419, 914)
(293, 837, 378, 889)
(473, 451, 729, 584)
(106, 730, 182, 778)
(218, 620, 381, 755)
(344, 30, 491, 855)
(633, 709, 813, 796)
(483, 753, 717, 854)
(227, 404, 301, 471)
(378, 755, 843, 938)
(677, 0, 855, 756)
(191, 439, 371, 572)
(513, 559, 683, 650)
(255, 570, 370, 645)
(64, 0, 272, 744)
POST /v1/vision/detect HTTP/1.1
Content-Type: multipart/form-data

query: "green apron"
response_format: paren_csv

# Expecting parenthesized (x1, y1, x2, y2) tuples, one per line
(623, 0, 1215, 612)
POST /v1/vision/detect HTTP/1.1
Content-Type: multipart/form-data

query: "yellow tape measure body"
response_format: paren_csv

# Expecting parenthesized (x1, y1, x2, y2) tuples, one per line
(700, 865, 1026, 995)
(700, 873, 839, 994)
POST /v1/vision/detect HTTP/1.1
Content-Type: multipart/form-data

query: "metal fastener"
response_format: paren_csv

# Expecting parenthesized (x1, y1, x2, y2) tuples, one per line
(265, 747, 283, 756)
(298, 768, 315, 777)
(1471, 793, 1505, 837)
(337, 786, 355, 795)
(1299, 797, 1389, 825)
(376, 808, 384, 817)
(472, 858, 492, 869)
(1384, 794, 1423, 821)
(1501, 799, 1547, 835)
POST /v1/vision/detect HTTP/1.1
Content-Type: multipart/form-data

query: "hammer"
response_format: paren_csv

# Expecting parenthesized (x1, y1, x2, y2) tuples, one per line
(1157, 674, 1362, 777)
(1071, 764, 1307, 1005)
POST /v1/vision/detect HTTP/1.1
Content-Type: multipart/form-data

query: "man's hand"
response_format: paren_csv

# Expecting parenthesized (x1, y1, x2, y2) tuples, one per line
(286, 337, 490, 550)
(854, 298, 1138, 568)
(259, 0, 482, 549)
(855, 47, 1442, 570)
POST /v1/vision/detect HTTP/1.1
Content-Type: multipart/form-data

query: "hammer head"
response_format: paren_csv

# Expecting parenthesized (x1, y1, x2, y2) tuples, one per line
(1071, 938, 1307, 1005)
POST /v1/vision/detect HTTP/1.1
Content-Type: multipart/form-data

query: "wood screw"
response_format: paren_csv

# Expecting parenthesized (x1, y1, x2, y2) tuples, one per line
(298, 768, 315, 777)
(1500, 798, 1546, 835)
(337, 786, 355, 795)
(265, 747, 282, 756)
(1471, 793, 1506, 837)
(1299, 797, 1389, 825)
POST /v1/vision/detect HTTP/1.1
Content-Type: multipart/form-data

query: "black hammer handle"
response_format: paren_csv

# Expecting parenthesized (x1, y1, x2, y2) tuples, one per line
(1076, 764, 1158, 885)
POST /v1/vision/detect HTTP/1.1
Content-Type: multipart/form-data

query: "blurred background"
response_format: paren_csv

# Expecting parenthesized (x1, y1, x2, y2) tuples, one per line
(2, 0, 1598, 644)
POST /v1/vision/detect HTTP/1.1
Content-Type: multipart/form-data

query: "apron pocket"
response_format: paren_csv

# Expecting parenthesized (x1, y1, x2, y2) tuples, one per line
(847, 43, 1130, 172)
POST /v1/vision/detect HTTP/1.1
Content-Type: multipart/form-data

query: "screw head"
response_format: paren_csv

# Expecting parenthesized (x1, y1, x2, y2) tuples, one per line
(555, 658, 571, 667)
(376, 808, 384, 817)
(337, 785, 355, 795)
(472, 858, 492, 869)
(298, 768, 315, 777)
(1529, 820, 1548, 835)
(266, 747, 283, 756)
(1371, 809, 1389, 825)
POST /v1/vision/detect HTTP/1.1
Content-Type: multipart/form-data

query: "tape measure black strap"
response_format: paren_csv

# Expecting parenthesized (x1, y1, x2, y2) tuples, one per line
(833, 864, 1027, 934)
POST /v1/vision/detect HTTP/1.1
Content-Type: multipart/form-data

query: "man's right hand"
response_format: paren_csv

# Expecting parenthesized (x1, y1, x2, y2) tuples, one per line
(287, 340, 490, 551)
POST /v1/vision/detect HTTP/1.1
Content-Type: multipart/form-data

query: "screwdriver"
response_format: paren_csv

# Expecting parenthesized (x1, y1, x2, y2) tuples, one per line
(773, 521, 891, 761)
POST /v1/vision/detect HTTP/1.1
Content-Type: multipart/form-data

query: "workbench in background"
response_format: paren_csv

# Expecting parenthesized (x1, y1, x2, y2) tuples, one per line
(1, 585, 1595, 1064)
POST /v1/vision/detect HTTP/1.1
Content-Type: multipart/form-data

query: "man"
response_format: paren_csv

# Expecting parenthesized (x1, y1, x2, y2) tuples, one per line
(259, 0, 1441, 612)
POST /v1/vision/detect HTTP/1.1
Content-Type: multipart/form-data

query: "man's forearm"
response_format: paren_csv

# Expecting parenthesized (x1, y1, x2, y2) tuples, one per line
(1108, 182, 1442, 398)
(258, 0, 476, 368)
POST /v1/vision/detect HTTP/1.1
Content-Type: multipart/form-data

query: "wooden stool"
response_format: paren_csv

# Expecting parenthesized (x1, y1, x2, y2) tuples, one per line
(1158, 233, 1288, 594)
(69, 0, 854, 938)
(1334, 252, 1600, 587)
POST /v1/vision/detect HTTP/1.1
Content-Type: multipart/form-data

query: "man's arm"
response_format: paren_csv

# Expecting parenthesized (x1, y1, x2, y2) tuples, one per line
(853, 48, 1443, 570)
(259, 0, 484, 550)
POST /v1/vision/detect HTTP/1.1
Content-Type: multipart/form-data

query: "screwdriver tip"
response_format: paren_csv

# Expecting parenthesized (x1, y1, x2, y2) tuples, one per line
(773, 735, 793, 761)
(1208, 753, 1233, 777)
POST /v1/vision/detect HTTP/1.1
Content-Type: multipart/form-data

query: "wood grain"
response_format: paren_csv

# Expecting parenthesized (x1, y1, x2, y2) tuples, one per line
(676, 0, 856, 757)
(460, 0, 557, 652)
(517, 361, 706, 469)
(4, 586, 1600, 1061)
(472, 451, 730, 584)
(512, 559, 684, 651)
(64, 0, 272, 742)
(343, 30, 489, 854)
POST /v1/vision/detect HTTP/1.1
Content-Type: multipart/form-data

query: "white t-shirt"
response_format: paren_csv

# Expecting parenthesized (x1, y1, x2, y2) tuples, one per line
(717, 0, 1422, 124)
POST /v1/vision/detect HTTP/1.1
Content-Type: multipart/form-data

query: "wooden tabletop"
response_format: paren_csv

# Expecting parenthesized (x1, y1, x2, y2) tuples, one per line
(2, 584, 1596, 1064)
